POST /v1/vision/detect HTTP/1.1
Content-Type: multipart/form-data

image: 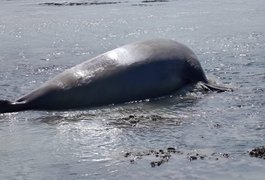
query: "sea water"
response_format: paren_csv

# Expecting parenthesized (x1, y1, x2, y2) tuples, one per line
(0, 0, 264, 179)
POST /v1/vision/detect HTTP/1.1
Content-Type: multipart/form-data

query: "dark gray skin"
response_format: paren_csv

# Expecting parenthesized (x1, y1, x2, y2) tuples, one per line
(0, 39, 231, 114)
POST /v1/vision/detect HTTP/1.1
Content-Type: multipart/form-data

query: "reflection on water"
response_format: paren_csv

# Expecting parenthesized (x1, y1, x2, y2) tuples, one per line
(39, 0, 170, 7)
(39, 1, 122, 6)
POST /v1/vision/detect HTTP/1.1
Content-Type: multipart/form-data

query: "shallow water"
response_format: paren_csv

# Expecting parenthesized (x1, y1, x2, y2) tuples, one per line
(0, 0, 265, 179)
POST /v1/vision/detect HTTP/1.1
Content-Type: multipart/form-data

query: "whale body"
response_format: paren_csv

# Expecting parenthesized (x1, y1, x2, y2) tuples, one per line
(0, 39, 231, 114)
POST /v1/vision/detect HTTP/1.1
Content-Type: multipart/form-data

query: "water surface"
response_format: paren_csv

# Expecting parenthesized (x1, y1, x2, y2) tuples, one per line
(0, 0, 265, 179)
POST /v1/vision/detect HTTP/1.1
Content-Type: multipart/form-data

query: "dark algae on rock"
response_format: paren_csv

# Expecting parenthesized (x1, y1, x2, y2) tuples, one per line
(124, 147, 179, 167)
(249, 147, 265, 159)
(124, 147, 231, 167)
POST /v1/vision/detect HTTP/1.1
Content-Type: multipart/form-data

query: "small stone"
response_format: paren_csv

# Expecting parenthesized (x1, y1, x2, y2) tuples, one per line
(200, 156, 205, 160)
(222, 153, 229, 158)
(189, 156, 197, 161)
(167, 147, 176, 153)
(150, 162, 156, 167)
(214, 124, 221, 128)
(157, 160, 163, 166)
(124, 152, 131, 157)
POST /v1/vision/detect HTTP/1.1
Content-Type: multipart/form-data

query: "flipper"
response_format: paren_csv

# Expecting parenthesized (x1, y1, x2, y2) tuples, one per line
(199, 82, 233, 93)
(0, 100, 28, 114)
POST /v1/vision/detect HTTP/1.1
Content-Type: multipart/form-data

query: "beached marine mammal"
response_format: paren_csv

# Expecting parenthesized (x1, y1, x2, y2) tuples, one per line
(0, 39, 231, 114)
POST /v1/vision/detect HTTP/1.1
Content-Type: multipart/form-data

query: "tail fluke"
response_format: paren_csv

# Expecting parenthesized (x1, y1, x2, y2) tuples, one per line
(0, 100, 28, 114)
